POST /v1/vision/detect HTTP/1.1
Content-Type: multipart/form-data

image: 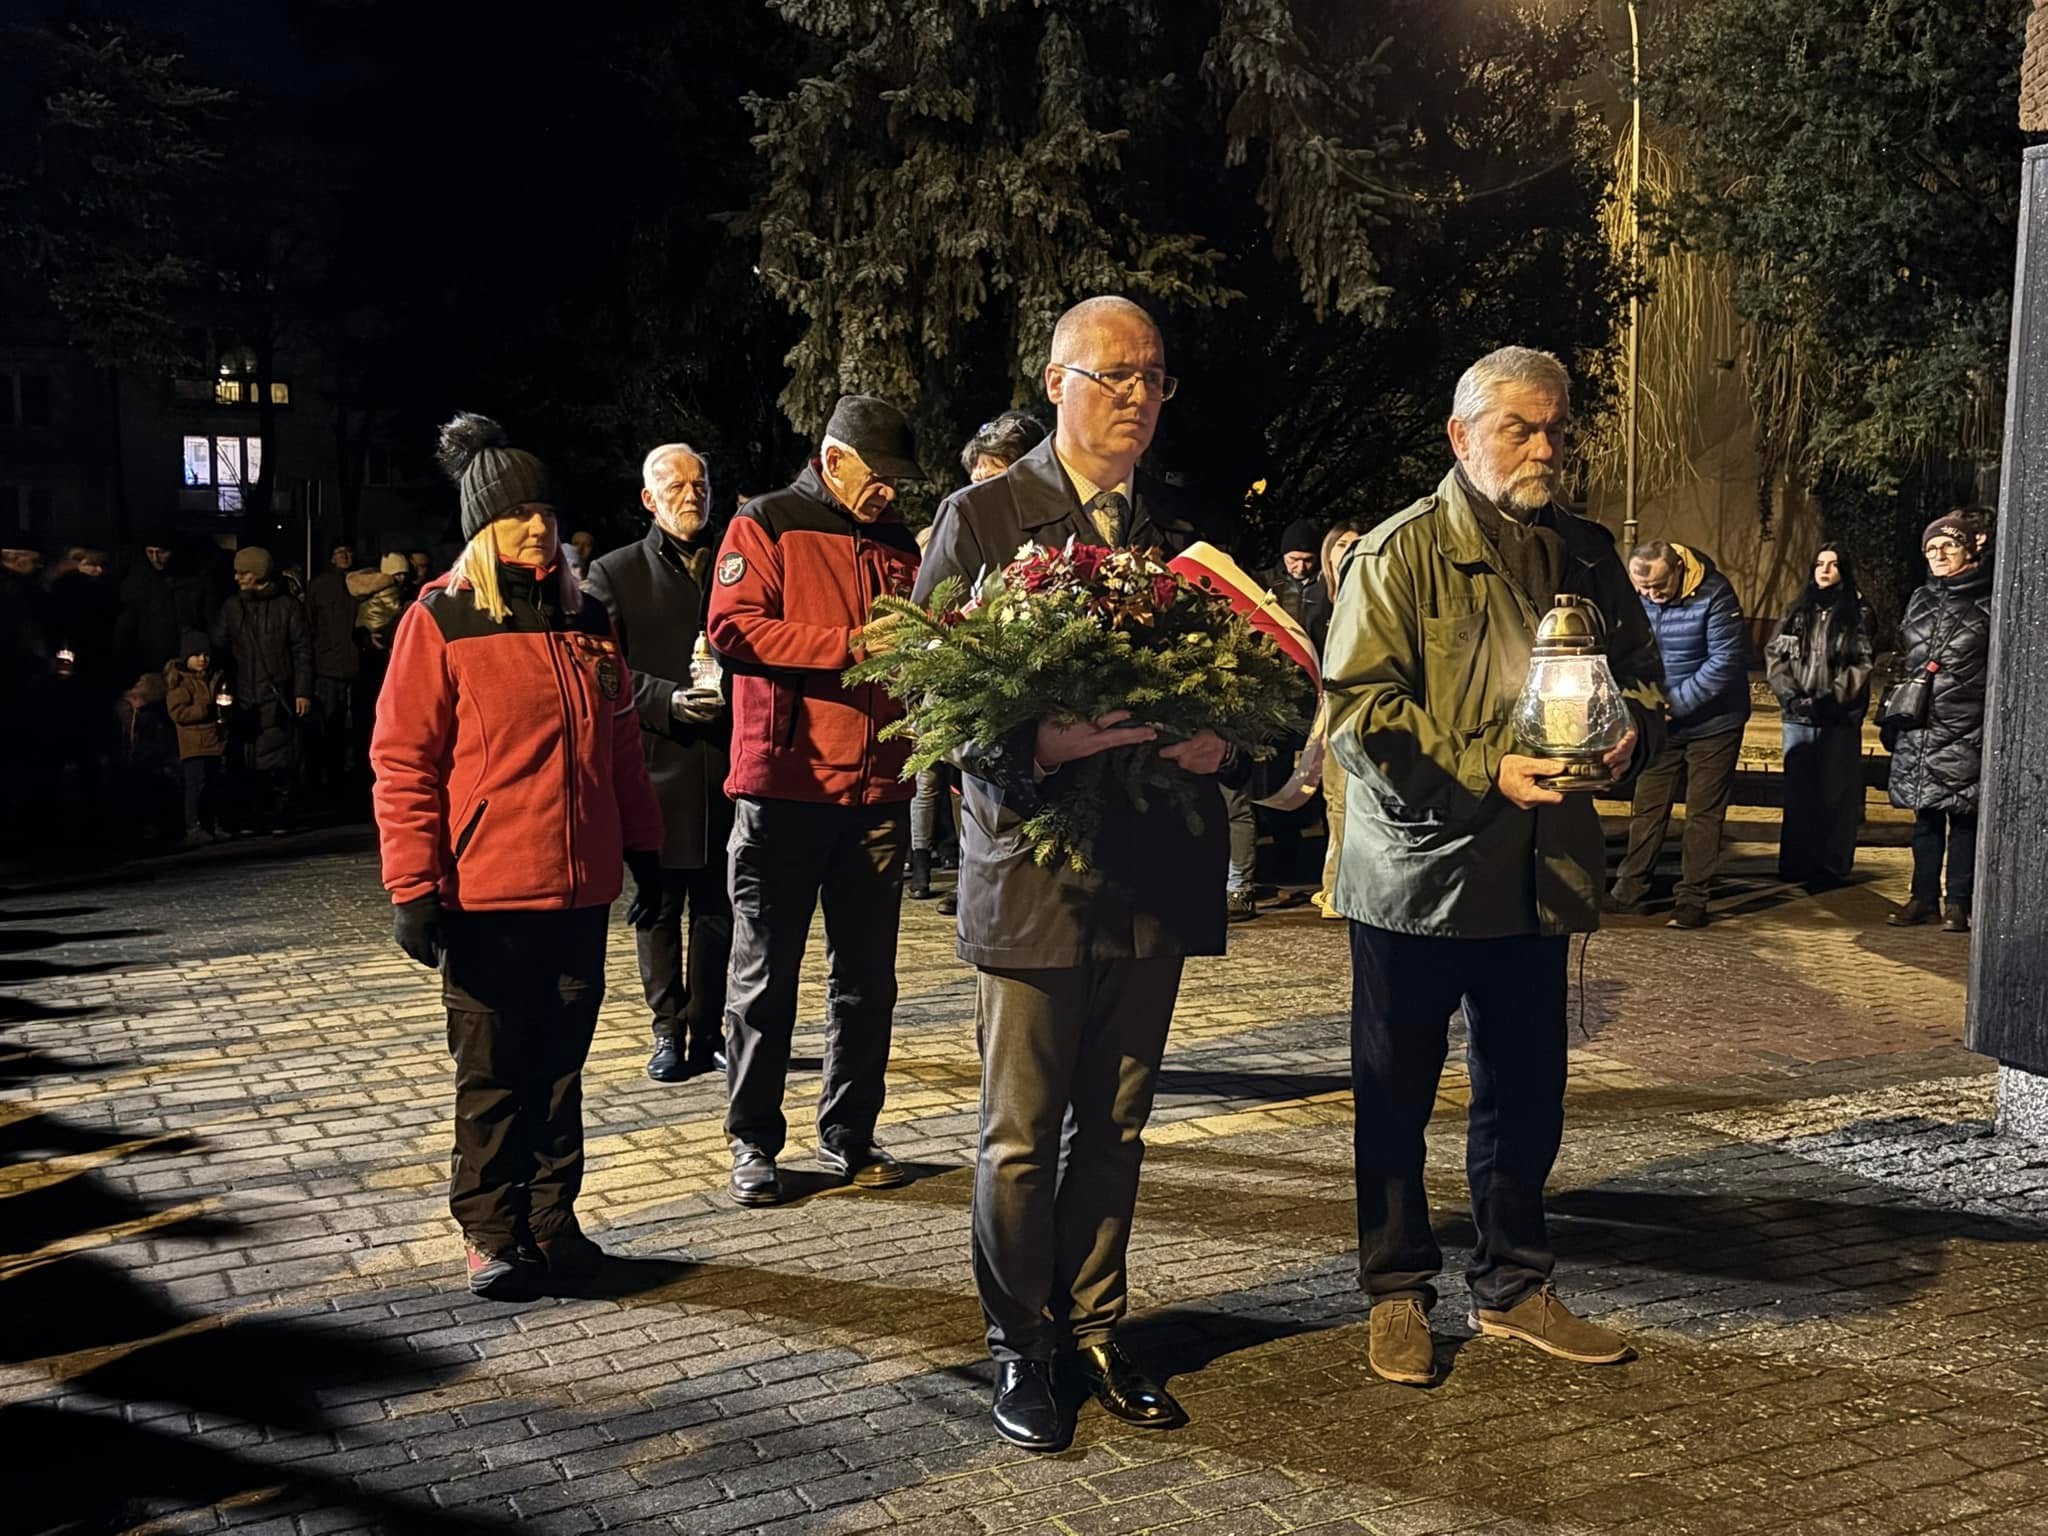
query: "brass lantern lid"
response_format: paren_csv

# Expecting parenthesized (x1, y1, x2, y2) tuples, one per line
(1532, 594, 1606, 657)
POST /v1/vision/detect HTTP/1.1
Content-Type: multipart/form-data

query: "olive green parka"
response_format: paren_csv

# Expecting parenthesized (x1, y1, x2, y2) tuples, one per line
(1324, 467, 1667, 938)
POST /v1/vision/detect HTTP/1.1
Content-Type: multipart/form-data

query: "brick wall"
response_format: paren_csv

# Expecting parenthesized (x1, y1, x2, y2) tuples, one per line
(2024, 0, 2048, 132)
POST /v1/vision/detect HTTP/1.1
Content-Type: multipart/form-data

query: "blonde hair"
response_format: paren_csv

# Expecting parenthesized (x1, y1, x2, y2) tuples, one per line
(449, 526, 583, 623)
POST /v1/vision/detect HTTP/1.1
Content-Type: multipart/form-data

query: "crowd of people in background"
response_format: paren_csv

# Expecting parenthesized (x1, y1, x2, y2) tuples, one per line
(0, 292, 2006, 1452)
(0, 457, 1998, 939)
(0, 523, 458, 850)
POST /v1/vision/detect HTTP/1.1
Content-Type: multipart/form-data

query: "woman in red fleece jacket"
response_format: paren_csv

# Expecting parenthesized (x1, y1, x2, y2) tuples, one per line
(371, 413, 663, 1301)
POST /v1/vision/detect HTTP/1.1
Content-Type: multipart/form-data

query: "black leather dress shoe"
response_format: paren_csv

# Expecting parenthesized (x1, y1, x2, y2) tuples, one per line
(729, 1147, 781, 1206)
(646, 1037, 686, 1082)
(1070, 1340, 1185, 1428)
(991, 1360, 1071, 1450)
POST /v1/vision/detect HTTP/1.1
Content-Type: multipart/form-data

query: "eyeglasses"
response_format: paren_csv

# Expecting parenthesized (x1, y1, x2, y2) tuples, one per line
(1924, 538, 1965, 556)
(1052, 363, 1179, 403)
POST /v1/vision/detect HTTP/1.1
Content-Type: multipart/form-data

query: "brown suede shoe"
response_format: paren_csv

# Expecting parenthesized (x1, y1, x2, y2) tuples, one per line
(1470, 1288, 1634, 1365)
(1367, 1297, 1437, 1385)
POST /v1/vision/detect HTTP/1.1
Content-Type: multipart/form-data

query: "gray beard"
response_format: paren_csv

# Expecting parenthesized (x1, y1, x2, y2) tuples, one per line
(1492, 473, 1556, 517)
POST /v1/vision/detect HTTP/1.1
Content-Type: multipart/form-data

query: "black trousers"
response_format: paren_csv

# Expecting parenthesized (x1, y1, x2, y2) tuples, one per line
(1779, 722, 1863, 884)
(723, 796, 909, 1159)
(1910, 808, 1977, 908)
(442, 906, 608, 1254)
(181, 755, 222, 832)
(1349, 923, 1567, 1313)
(972, 958, 1183, 1362)
(309, 674, 349, 780)
(1612, 729, 1742, 905)
(638, 861, 733, 1057)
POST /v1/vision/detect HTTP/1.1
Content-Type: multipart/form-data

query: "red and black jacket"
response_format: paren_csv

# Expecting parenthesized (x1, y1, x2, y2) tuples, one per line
(371, 562, 663, 912)
(706, 464, 920, 805)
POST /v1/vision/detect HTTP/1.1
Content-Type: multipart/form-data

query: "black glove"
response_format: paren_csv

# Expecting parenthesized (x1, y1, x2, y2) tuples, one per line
(624, 850, 663, 931)
(670, 686, 726, 725)
(393, 894, 444, 970)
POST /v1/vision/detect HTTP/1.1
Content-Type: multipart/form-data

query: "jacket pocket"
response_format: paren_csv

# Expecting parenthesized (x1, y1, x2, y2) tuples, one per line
(1423, 609, 1490, 732)
(782, 679, 863, 769)
(454, 797, 489, 861)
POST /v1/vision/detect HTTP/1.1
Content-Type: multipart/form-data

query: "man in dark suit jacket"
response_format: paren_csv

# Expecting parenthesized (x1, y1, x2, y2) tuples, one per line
(915, 296, 1229, 1452)
(584, 444, 733, 1082)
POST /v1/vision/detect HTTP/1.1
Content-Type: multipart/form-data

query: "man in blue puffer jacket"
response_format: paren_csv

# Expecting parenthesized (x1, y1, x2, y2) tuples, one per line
(1608, 539, 1751, 929)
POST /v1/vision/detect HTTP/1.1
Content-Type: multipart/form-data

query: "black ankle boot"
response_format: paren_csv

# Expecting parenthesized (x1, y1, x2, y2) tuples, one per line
(908, 848, 934, 899)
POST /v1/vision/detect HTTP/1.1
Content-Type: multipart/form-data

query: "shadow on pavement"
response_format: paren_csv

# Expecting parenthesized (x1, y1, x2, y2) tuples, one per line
(1, 904, 509, 1534)
(1535, 1178, 2046, 1314)
(1120, 1299, 1354, 1384)
(0, 822, 377, 899)
(1154, 1067, 1351, 1101)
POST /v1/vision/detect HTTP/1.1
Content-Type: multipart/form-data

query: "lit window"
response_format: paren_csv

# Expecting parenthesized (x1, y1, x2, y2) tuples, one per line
(179, 434, 260, 509)
(269, 381, 290, 405)
(216, 438, 243, 510)
(215, 378, 244, 405)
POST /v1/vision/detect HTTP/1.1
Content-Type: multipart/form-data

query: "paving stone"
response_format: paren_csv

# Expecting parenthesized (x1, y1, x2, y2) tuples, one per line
(4, 829, 2044, 1535)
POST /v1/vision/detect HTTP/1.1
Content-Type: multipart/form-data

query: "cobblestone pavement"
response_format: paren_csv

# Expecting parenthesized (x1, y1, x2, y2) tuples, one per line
(6, 812, 2048, 1536)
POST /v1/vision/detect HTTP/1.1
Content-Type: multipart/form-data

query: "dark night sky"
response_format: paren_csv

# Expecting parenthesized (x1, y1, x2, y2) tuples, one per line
(2, 0, 322, 87)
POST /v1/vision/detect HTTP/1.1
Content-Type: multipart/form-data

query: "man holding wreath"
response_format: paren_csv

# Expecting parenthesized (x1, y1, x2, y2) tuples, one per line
(915, 295, 1228, 1451)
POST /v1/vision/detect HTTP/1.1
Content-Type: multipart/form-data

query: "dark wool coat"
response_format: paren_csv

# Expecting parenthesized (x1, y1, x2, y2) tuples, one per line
(584, 524, 731, 870)
(1887, 564, 1992, 815)
(213, 582, 313, 773)
(306, 566, 363, 680)
(913, 435, 1226, 969)
(116, 562, 210, 674)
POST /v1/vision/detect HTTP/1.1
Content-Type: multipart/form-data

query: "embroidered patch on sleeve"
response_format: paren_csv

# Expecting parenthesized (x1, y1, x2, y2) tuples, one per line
(717, 553, 746, 586)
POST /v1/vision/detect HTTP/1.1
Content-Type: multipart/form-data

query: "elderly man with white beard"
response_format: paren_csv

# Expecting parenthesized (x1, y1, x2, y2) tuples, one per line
(1321, 347, 1667, 1387)
(583, 444, 734, 1083)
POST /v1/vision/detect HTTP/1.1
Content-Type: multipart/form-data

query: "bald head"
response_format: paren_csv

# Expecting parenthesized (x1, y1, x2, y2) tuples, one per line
(1049, 296, 1159, 367)
(1044, 295, 1169, 489)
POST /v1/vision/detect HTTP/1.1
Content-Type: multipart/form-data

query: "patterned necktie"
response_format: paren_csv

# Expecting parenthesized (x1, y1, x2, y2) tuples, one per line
(1089, 490, 1130, 548)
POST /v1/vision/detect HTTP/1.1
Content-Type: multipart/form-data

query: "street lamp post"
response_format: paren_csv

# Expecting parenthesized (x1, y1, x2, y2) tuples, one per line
(1622, 0, 1642, 553)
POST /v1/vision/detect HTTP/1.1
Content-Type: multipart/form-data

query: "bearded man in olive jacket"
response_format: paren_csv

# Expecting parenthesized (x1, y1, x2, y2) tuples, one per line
(1324, 346, 1666, 1388)
(915, 295, 1227, 1452)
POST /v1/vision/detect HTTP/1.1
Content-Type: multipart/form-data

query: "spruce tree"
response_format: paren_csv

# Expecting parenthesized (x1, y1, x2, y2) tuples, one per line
(750, 0, 1619, 543)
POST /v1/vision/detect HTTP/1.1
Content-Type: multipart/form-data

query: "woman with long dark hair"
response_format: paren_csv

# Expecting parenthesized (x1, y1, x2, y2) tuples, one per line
(372, 414, 663, 1299)
(1765, 544, 1874, 889)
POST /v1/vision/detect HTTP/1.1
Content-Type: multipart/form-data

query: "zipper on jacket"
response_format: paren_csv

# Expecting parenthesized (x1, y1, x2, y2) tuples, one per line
(545, 633, 581, 906)
(854, 525, 873, 801)
(454, 797, 489, 861)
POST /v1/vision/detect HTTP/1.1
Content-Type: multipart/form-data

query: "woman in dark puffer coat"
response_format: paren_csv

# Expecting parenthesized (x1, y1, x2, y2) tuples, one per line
(1883, 512, 1993, 933)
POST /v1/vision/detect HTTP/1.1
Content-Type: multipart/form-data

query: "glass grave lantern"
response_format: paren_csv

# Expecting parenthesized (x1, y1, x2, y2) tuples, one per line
(1510, 594, 1629, 792)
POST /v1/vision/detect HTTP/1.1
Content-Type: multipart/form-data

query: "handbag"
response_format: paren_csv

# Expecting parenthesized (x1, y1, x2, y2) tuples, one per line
(1878, 667, 1933, 731)
(1879, 596, 1953, 732)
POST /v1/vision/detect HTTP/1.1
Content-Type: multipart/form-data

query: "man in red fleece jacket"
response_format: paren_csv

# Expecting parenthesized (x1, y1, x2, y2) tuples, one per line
(705, 395, 923, 1208)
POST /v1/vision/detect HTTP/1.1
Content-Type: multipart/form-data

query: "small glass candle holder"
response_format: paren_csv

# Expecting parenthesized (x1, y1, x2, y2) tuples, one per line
(1510, 595, 1629, 792)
